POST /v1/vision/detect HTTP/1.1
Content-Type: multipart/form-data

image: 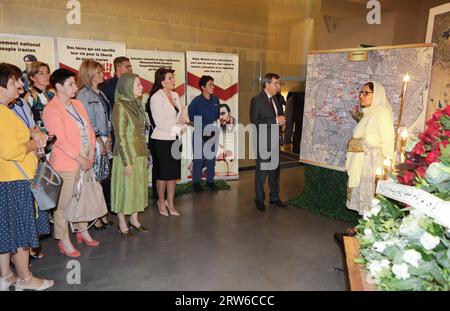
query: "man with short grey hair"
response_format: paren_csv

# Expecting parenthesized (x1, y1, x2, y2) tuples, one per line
(250, 73, 288, 211)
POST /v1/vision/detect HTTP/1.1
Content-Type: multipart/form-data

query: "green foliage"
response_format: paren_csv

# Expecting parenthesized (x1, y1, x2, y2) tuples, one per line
(288, 165, 360, 224)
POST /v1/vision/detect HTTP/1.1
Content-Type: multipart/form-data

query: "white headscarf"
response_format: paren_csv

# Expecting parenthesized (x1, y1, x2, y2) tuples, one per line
(362, 81, 394, 121)
(346, 81, 395, 188)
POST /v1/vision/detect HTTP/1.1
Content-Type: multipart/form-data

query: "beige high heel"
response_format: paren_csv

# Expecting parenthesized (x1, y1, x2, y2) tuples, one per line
(15, 274, 54, 291)
(0, 272, 16, 291)
(165, 200, 180, 216)
(158, 201, 169, 216)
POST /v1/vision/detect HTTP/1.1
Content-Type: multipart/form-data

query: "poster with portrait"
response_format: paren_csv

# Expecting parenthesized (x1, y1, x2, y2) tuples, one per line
(56, 37, 126, 78)
(126, 49, 187, 183)
(0, 34, 56, 91)
(425, 3, 450, 120)
(186, 51, 239, 181)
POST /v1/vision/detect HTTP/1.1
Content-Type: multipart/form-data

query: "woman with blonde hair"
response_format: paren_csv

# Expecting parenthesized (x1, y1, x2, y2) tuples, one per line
(76, 59, 112, 230)
(24, 61, 55, 133)
(346, 81, 395, 215)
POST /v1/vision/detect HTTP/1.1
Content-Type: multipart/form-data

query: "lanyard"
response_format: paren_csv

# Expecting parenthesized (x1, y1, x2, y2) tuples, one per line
(13, 104, 31, 128)
(66, 104, 85, 127)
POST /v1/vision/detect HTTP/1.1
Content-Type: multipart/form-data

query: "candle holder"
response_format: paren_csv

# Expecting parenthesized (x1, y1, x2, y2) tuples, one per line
(394, 74, 410, 168)
(375, 167, 383, 195)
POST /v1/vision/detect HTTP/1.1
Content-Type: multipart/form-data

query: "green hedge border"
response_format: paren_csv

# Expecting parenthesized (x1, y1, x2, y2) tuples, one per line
(288, 165, 360, 224)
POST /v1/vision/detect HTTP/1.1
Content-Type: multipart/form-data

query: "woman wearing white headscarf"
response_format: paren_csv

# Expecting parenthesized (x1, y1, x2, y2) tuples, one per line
(346, 81, 395, 215)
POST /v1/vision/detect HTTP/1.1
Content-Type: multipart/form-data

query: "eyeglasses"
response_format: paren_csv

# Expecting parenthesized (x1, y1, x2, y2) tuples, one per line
(359, 91, 373, 96)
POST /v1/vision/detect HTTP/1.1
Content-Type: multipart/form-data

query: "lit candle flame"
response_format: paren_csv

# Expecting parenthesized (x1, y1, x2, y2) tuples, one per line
(403, 74, 410, 83)
(376, 167, 383, 176)
(401, 128, 408, 140)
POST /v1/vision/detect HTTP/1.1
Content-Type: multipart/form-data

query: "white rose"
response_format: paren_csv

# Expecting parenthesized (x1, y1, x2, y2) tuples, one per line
(364, 229, 374, 240)
(371, 198, 381, 207)
(399, 216, 421, 236)
(368, 261, 383, 278)
(371, 204, 381, 217)
(392, 263, 410, 280)
(420, 233, 440, 251)
(403, 250, 422, 268)
(380, 259, 390, 269)
(373, 241, 387, 253)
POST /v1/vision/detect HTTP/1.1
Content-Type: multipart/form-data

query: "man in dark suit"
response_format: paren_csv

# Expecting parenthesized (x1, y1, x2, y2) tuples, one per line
(99, 56, 132, 109)
(250, 73, 288, 211)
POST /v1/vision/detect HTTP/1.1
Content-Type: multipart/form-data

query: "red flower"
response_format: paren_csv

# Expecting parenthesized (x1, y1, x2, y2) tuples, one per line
(425, 150, 440, 165)
(416, 166, 426, 177)
(426, 118, 440, 128)
(433, 109, 444, 121)
(444, 105, 450, 117)
(444, 130, 450, 138)
(411, 141, 426, 156)
(420, 133, 434, 144)
(398, 170, 417, 186)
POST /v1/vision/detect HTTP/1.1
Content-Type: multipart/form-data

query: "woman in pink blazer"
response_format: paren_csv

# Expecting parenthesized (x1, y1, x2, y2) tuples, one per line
(43, 69, 98, 258)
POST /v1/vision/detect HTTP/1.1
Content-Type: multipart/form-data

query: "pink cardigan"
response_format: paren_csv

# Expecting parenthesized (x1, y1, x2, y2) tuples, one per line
(43, 97, 95, 172)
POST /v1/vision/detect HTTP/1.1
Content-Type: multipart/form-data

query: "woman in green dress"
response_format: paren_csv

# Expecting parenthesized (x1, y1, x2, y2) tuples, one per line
(111, 73, 149, 238)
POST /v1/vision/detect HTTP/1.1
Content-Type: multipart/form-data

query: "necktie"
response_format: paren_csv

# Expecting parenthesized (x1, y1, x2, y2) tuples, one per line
(269, 97, 276, 115)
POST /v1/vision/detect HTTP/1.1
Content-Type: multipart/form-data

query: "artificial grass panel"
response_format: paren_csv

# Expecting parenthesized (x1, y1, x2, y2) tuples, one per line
(149, 179, 231, 198)
(288, 165, 360, 224)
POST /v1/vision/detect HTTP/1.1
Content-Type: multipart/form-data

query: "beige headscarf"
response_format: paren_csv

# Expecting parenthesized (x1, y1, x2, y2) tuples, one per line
(346, 81, 395, 188)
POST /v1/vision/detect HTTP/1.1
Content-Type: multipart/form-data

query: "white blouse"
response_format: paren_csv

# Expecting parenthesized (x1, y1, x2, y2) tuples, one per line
(150, 89, 184, 140)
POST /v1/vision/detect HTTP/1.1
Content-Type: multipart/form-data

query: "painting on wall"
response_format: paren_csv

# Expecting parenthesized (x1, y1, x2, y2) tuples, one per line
(425, 3, 450, 119)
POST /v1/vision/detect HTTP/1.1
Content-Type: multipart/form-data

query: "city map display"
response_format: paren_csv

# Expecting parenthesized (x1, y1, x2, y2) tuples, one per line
(300, 44, 434, 171)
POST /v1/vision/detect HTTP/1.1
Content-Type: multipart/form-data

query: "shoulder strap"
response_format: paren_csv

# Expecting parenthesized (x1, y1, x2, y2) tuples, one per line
(13, 161, 30, 180)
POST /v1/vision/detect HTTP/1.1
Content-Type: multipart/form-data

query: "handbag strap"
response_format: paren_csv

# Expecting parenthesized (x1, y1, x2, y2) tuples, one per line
(13, 162, 31, 181)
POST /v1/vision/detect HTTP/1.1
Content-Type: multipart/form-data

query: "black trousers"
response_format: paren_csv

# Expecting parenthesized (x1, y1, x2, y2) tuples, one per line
(255, 156, 280, 203)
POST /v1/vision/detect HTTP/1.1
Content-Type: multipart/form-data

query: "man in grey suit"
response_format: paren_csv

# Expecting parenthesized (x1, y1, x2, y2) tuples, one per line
(250, 73, 288, 211)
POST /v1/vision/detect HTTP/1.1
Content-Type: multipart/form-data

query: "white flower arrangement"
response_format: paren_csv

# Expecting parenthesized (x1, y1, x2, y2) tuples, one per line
(356, 196, 450, 291)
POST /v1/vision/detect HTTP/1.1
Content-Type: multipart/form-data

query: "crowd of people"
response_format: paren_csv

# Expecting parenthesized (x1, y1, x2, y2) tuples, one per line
(0, 56, 233, 291)
(0, 50, 389, 291)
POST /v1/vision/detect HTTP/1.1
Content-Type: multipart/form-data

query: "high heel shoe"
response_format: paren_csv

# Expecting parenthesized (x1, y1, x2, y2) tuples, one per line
(165, 200, 180, 216)
(168, 208, 180, 216)
(15, 274, 54, 291)
(128, 221, 149, 233)
(76, 233, 100, 247)
(158, 201, 169, 217)
(57, 240, 81, 258)
(0, 272, 16, 291)
(117, 225, 134, 239)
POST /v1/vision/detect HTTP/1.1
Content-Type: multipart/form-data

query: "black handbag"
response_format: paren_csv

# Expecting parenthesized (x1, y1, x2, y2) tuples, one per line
(14, 159, 63, 211)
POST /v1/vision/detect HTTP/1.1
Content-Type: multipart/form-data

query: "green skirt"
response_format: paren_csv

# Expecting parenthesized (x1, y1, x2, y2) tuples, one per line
(111, 156, 148, 215)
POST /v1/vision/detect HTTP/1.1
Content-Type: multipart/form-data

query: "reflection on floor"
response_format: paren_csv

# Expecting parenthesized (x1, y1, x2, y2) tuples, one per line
(30, 166, 349, 291)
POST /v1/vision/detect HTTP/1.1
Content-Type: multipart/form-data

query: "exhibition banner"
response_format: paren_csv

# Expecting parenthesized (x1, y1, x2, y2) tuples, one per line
(56, 37, 126, 78)
(186, 51, 239, 180)
(126, 49, 185, 97)
(0, 34, 56, 90)
(126, 49, 188, 182)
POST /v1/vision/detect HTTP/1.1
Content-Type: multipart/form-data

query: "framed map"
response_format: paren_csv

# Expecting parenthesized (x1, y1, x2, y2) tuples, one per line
(300, 44, 434, 171)
(425, 3, 450, 120)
